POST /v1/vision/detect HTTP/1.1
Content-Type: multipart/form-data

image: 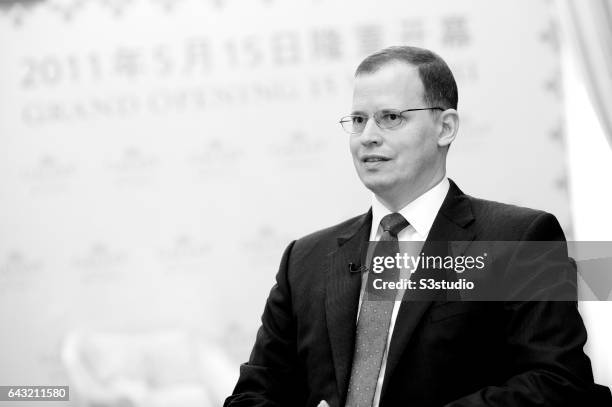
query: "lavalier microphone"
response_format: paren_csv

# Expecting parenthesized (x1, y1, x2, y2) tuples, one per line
(348, 262, 365, 273)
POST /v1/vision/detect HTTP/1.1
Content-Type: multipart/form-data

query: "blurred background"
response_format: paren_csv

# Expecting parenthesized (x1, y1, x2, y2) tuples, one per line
(0, 0, 611, 405)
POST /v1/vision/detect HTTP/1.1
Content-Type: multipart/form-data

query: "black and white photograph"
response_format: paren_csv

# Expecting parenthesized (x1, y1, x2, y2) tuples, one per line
(0, 0, 611, 406)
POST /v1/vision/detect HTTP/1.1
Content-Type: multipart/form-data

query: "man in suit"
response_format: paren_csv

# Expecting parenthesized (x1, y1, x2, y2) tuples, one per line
(225, 46, 610, 406)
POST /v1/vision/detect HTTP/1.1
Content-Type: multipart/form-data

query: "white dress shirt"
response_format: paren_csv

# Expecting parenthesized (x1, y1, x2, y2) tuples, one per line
(357, 177, 450, 407)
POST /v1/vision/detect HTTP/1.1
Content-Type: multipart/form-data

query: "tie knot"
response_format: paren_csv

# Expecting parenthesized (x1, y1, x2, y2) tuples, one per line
(380, 213, 409, 237)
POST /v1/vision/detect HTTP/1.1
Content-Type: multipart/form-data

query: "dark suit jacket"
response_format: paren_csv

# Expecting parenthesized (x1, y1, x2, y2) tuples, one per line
(225, 180, 611, 407)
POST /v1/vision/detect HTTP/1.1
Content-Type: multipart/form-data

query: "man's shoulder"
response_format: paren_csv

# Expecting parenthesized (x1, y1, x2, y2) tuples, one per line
(447, 179, 557, 228)
(290, 212, 369, 254)
(464, 193, 564, 240)
(296, 211, 369, 243)
(467, 194, 547, 220)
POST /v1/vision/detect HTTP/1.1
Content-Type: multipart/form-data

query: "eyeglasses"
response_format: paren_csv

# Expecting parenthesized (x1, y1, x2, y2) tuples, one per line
(339, 107, 444, 134)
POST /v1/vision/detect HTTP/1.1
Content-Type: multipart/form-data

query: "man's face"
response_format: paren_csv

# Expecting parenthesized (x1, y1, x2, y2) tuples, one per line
(349, 62, 443, 204)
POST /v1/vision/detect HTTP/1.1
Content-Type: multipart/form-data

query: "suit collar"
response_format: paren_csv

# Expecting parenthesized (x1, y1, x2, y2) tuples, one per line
(336, 209, 372, 246)
(334, 178, 473, 244)
(435, 178, 475, 231)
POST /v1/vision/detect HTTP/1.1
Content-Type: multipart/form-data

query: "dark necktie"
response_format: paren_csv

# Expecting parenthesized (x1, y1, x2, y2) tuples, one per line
(345, 213, 410, 407)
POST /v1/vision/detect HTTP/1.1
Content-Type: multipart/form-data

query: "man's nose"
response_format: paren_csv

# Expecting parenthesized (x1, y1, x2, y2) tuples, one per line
(359, 119, 383, 145)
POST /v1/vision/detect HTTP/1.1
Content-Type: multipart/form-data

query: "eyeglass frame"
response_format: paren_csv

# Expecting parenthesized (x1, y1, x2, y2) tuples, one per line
(338, 107, 445, 135)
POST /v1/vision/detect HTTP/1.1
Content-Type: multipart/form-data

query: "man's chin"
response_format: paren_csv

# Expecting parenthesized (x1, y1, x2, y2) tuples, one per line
(360, 175, 395, 195)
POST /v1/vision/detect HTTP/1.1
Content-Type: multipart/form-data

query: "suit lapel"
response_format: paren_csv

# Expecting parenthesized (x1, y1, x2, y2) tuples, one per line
(382, 179, 476, 395)
(326, 210, 372, 404)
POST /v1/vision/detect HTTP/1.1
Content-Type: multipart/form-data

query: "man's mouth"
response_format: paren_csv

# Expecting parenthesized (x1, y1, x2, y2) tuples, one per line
(362, 155, 390, 163)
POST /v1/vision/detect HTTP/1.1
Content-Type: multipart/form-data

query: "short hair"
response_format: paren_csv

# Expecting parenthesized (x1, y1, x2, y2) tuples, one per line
(355, 46, 458, 111)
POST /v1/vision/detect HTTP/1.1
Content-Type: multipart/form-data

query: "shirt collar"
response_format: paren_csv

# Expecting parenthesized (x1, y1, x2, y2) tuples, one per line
(370, 177, 450, 240)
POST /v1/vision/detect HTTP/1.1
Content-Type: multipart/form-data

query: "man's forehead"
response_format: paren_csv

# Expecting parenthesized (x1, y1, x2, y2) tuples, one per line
(351, 62, 424, 110)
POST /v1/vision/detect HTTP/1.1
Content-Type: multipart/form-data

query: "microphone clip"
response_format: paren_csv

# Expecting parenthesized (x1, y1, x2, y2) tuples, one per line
(348, 263, 368, 273)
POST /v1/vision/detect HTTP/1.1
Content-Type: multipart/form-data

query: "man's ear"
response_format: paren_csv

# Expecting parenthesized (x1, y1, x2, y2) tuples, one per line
(437, 109, 459, 148)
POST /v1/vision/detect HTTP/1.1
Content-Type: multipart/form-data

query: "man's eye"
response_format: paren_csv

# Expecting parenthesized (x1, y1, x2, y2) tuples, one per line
(382, 113, 402, 123)
(353, 116, 365, 124)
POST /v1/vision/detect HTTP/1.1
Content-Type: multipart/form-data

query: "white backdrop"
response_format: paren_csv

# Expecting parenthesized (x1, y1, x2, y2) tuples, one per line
(0, 0, 595, 404)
